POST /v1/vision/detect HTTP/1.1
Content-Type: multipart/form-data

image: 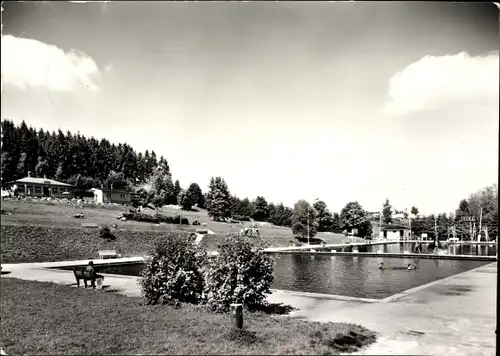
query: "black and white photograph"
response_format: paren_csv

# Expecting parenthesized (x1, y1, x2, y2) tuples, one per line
(1, 1, 498, 355)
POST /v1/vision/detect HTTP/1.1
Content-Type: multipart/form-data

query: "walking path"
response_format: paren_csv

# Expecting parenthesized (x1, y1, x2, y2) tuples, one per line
(1, 260, 496, 355)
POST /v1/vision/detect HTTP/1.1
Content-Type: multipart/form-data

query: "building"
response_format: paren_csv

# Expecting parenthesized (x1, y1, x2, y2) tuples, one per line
(7, 175, 75, 198)
(380, 224, 411, 241)
(90, 187, 131, 205)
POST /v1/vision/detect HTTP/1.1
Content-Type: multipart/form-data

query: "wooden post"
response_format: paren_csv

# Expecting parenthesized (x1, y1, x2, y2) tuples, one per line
(230, 303, 243, 330)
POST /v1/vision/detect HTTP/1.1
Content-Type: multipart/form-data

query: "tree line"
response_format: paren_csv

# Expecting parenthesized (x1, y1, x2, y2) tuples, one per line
(2, 120, 496, 240)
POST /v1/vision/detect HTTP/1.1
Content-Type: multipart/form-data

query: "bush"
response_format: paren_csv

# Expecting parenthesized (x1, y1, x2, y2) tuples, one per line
(192, 219, 201, 226)
(122, 212, 159, 224)
(203, 235, 274, 312)
(99, 226, 116, 240)
(155, 214, 190, 225)
(140, 235, 206, 306)
(232, 215, 251, 222)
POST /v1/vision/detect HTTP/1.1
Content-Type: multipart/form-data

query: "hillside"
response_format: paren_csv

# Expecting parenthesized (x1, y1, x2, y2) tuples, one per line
(1, 200, 356, 263)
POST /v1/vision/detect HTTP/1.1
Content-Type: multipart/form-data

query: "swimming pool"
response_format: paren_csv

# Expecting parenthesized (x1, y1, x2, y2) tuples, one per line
(54, 254, 489, 299)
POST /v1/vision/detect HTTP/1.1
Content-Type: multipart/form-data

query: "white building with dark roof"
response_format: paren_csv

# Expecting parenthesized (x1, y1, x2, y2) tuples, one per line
(7, 174, 75, 198)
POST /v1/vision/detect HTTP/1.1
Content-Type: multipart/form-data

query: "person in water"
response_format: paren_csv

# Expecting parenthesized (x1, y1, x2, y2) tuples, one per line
(378, 262, 384, 269)
(407, 263, 416, 270)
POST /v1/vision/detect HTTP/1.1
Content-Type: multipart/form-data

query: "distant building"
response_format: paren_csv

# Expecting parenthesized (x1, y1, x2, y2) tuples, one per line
(90, 187, 131, 205)
(380, 224, 411, 241)
(7, 175, 75, 198)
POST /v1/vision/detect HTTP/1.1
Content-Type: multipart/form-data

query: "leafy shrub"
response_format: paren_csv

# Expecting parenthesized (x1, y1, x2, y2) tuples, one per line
(155, 214, 190, 225)
(122, 212, 160, 224)
(99, 226, 116, 240)
(140, 235, 206, 306)
(232, 215, 251, 222)
(203, 235, 274, 312)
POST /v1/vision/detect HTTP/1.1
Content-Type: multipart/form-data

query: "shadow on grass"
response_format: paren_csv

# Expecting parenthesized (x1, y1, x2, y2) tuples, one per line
(247, 302, 297, 315)
(310, 328, 377, 354)
(225, 329, 263, 345)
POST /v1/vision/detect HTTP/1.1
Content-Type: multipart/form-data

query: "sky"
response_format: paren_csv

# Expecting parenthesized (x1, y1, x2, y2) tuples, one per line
(1, 2, 499, 215)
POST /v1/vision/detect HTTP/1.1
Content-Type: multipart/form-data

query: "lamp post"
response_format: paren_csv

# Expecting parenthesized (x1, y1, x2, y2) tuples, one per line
(307, 198, 319, 246)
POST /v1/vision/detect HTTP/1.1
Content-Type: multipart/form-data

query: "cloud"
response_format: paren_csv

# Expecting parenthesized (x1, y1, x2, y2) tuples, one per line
(1, 35, 101, 92)
(383, 51, 499, 116)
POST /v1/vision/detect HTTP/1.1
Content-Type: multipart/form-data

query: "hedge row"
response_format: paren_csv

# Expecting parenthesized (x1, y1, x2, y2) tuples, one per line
(122, 212, 190, 225)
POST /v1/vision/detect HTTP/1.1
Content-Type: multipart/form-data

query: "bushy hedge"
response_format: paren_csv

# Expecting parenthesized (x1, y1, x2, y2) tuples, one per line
(139, 234, 275, 312)
(203, 235, 275, 312)
(122, 212, 190, 225)
(140, 236, 206, 306)
(156, 214, 190, 225)
(99, 226, 116, 241)
(122, 212, 160, 224)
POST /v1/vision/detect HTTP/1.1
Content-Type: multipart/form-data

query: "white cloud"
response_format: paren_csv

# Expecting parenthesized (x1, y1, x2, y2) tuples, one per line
(1, 35, 101, 92)
(383, 51, 499, 116)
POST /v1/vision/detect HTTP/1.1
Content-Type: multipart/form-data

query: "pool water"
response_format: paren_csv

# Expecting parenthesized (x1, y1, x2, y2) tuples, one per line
(269, 254, 487, 299)
(56, 254, 489, 299)
(360, 242, 496, 256)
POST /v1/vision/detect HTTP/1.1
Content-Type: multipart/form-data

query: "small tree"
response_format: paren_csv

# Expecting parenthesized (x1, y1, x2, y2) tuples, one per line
(411, 206, 419, 216)
(252, 196, 269, 221)
(382, 198, 392, 224)
(206, 177, 232, 221)
(148, 167, 173, 213)
(186, 183, 204, 208)
(291, 200, 318, 239)
(140, 235, 206, 306)
(203, 236, 274, 312)
(313, 200, 334, 232)
(177, 190, 193, 211)
(340, 201, 370, 236)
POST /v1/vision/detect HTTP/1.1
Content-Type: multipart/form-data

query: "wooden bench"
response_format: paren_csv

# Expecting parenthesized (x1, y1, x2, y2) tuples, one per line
(73, 268, 103, 289)
(98, 250, 121, 259)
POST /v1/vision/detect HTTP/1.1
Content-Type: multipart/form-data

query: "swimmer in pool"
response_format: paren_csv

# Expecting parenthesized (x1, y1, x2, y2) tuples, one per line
(378, 262, 384, 269)
(407, 263, 416, 270)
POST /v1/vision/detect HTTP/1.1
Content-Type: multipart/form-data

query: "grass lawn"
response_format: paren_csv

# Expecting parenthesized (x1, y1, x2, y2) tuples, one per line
(1, 278, 377, 355)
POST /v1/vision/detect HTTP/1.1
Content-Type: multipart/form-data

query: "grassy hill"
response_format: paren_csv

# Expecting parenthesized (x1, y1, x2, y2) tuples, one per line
(1, 199, 360, 263)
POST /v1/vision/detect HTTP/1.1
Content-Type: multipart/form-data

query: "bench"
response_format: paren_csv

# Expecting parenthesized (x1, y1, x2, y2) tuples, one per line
(73, 268, 103, 289)
(98, 250, 121, 259)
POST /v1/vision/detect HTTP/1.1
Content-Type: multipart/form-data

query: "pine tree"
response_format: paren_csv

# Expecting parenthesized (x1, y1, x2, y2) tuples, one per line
(382, 198, 393, 224)
(252, 196, 269, 221)
(206, 177, 231, 221)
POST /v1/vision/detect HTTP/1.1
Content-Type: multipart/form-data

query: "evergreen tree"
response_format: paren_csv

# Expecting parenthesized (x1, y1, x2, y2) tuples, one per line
(382, 198, 393, 224)
(206, 177, 231, 221)
(252, 196, 269, 221)
(177, 190, 193, 211)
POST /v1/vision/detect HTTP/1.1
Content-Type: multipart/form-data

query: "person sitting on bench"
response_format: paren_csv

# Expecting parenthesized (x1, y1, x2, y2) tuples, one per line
(86, 261, 104, 288)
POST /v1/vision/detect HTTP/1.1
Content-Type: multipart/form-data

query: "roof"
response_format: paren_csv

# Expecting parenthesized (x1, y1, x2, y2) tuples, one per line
(10, 177, 74, 187)
(90, 187, 130, 193)
(381, 224, 410, 231)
